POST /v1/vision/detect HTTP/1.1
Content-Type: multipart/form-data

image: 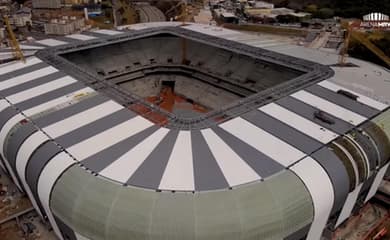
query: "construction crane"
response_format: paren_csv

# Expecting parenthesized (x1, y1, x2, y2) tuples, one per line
(166, 1, 185, 17)
(338, 21, 390, 68)
(3, 16, 25, 63)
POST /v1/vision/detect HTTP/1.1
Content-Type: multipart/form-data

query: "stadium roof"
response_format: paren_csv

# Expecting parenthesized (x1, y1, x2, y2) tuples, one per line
(0, 22, 389, 240)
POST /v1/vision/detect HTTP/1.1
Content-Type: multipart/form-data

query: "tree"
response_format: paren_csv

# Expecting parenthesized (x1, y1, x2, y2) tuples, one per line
(317, 8, 335, 19)
(276, 14, 298, 23)
(305, 4, 318, 14)
(276, 0, 290, 8)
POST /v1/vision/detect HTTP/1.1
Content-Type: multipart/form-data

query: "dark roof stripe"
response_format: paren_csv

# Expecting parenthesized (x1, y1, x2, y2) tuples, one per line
(81, 31, 113, 38)
(56, 108, 136, 148)
(211, 126, 284, 178)
(242, 110, 322, 154)
(127, 130, 179, 189)
(53, 214, 77, 240)
(354, 172, 377, 212)
(307, 84, 378, 118)
(349, 131, 379, 171)
(21, 42, 48, 48)
(16, 82, 86, 111)
(0, 71, 67, 98)
(0, 62, 49, 82)
(0, 107, 19, 134)
(54, 36, 79, 44)
(284, 224, 311, 240)
(34, 94, 109, 127)
(191, 130, 229, 191)
(277, 96, 354, 134)
(4, 122, 37, 172)
(25, 141, 62, 215)
(311, 147, 350, 215)
(82, 125, 160, 172)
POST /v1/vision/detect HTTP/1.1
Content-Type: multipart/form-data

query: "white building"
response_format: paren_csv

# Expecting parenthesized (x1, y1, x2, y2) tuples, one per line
(9, 14, 32, 27)
(249, 0, 274, 9)
(44, 17, 86, 35)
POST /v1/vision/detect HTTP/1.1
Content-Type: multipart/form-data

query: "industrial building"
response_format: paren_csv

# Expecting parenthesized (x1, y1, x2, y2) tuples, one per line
(0, 22, 389, 240)
(44, 17, 86, 35)
(32, 0, 61, 9)
(8, 7, 32, 27)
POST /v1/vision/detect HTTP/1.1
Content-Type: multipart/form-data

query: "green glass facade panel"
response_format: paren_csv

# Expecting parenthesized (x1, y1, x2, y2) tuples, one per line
(51, 166, 314, 240)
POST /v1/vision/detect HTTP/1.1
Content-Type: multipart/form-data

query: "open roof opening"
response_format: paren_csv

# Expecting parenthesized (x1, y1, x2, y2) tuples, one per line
(61, 33, 304, 122)
(34, 28, 333, 129)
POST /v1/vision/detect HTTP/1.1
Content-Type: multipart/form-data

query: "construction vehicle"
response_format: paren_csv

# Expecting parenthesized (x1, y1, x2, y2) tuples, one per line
(3, 16, 25, 63)
(338, 20, 390, 68)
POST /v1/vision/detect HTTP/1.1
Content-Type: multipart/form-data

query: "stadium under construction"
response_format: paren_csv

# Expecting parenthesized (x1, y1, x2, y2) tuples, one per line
(0, 22, 389, 240)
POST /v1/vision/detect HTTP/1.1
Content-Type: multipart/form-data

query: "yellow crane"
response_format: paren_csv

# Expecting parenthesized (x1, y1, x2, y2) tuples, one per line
(3, 15, 25, 63)
(339, 21, 390, 68)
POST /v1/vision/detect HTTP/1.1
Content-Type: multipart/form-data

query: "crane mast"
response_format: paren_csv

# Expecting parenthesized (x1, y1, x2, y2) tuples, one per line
(3, 15, 25, 63)
(339, 20, 389, 68)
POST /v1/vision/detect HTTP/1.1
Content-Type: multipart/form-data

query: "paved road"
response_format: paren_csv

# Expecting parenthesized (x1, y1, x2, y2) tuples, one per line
(137, 4, 166, 23)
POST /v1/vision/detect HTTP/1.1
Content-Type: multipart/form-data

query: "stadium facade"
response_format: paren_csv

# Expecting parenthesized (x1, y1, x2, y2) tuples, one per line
(0, 23, 389, 240)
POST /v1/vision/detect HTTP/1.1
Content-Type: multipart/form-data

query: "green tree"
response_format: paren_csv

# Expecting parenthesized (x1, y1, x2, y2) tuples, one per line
(305, 4, 318, 14)
(317, 8, 335, 19)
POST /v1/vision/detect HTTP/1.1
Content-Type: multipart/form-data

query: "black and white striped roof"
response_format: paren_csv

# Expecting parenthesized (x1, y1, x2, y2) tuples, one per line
(0, 26, 388, 194)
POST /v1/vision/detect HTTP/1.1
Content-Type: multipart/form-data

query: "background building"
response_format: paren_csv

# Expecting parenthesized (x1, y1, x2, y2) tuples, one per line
(44, 16, 86, 35)
(0, 22, 389, 240)
(32, 0, 61, 9)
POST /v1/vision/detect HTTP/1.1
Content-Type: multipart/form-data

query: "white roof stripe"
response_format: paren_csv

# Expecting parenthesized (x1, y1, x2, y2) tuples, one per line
(290, 157, 334, 240)
(220, 117, 305, 167)
(19, 44, 45, 50)
(100, 128, 169, 183)
(292, 90, 367, 125)
(201, 128, 261, 186)
(259, 103, 338, 144)
(0, 66, 58, 92)
(7, 76, 78, 104)
(0, 105, 8, 168)
(92, 29, 122, 35)
(364, 162, 390, 203)
(38, 152, 75, 240)
(15, 131, 49, 218)
(36, 38, 68, 46)
(67, 116, 153, 161)
(159, 131, 194, 191)
(335, 183, 362, 227)
(76, 233, 91, 240)
(43, 100, 123, 138)
(0, 114, 25, 190)
(0, 99, 9, 112)
(0, 57, 41, 75)
(66, 34, 97, 41)
(318, 80, 388, 111)
(0, 114, 24, 157)
(23, 87, 95, 116)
